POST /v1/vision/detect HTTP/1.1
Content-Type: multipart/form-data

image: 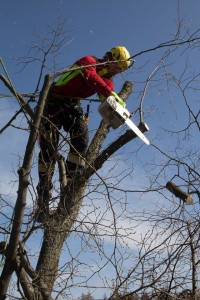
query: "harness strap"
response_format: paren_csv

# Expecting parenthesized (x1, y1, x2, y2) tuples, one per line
(54, 64, 84, 87)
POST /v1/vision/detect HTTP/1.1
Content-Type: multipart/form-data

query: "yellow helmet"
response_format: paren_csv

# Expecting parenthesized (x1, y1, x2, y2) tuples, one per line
(107, 46, 131, 71)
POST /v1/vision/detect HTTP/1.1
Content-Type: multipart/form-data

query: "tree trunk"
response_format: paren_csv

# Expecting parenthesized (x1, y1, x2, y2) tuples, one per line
(34, 183, 86, 297)
(33, 81, 134, 298)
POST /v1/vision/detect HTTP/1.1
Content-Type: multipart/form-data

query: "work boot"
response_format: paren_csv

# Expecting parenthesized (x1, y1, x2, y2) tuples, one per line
(35, 181, 53, 222)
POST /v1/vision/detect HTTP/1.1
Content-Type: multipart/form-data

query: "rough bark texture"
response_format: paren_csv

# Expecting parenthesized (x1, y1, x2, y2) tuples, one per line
(34, 184, 86, 298)
(33, 81, 134, 298)
(166, 181, 193, 204)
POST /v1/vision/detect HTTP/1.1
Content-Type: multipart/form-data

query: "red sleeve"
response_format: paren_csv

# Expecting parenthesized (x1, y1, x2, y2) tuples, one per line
(76, 56, 114, 98)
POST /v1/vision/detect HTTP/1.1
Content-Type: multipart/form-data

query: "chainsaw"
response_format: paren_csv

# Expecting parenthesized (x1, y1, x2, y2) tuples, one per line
(98, 96, 150, 145)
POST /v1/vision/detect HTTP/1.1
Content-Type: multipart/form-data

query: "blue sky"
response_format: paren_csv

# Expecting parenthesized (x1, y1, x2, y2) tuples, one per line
(1, 0, 199, 85)
(1, 0, 199, 100)
(0, 1, 200, 298)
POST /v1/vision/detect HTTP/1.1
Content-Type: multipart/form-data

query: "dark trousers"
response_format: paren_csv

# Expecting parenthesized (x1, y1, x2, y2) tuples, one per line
(38, 98, 88, 184)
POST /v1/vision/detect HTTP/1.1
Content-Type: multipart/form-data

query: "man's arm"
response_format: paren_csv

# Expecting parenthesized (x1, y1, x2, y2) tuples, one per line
(77, 56, 126, 107)
(76, 56, 113, 97)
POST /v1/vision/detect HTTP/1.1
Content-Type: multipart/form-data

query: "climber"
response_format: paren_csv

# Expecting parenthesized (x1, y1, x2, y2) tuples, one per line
(37, 46, 132, 201)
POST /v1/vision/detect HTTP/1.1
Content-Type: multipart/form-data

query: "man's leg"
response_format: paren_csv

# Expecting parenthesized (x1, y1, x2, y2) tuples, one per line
(37, 122, 59, 205)
(66, 117, 89, 177)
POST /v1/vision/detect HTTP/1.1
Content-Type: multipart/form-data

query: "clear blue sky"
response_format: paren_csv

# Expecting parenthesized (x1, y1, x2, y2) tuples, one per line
(1, 0, 199, 89)
(0, 1, 200, 298)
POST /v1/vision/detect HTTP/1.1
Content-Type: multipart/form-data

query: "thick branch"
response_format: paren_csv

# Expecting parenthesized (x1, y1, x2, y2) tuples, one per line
(18, 247, 54, 300)
(166, 181, 194, 204)
(15, 260, 34, 300)
(83, 122, 149, 180)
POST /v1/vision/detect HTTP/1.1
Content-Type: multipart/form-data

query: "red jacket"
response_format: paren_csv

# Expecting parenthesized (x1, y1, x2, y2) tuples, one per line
(50, 56, 114, 99)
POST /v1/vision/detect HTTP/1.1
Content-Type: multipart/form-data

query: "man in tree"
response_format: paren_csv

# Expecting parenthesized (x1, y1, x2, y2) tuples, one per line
(37, 46, 132, 202)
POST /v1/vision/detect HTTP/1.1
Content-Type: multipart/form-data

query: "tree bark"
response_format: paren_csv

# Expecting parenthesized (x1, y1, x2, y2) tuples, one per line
(34, 183, 86, 298)
(166, 181, 193, 204)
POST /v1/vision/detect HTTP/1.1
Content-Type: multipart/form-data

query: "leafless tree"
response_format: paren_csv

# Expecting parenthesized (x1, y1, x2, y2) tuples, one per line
(0, 15, 199, 300)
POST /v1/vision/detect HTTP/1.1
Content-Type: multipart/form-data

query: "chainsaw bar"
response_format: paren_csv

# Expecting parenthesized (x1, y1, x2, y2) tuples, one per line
(125, 118, 150, 145)
(98, 96, 150, 145)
